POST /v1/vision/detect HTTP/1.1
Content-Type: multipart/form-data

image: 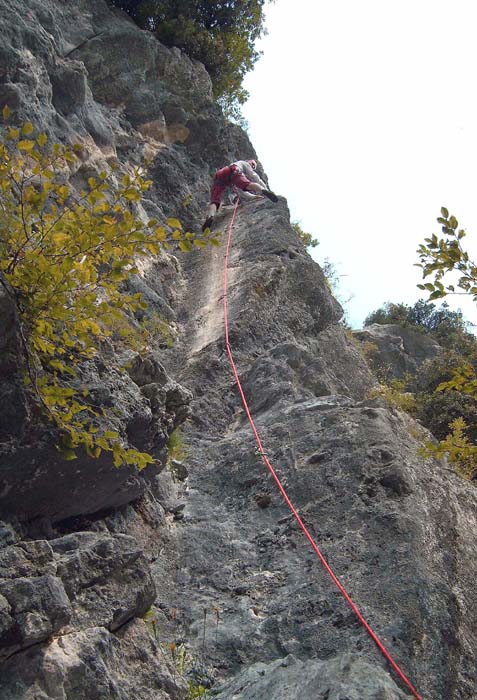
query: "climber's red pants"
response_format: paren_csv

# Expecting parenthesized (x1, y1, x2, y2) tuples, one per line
(210, 165, 252, 208)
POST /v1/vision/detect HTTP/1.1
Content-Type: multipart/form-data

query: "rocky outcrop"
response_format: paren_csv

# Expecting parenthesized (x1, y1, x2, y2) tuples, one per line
(0, 497, 189, 699)
(214, 653, 410, 699)
(0, 2, 475, 700)
(2, 621, 187, 700)
(353, 323, 442, 380)
(0, 528, 155, 659)
(0, 347, 192, 523)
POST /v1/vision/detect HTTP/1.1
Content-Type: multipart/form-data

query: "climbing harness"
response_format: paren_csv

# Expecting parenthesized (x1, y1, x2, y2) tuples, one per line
(222, 201, 423, 700)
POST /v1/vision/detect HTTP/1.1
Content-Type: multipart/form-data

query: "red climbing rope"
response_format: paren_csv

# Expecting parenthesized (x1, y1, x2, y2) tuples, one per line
(222, 201, 423, 700)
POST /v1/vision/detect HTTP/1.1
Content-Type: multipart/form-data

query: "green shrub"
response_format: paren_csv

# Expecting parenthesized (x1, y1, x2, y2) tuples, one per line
(416, 389, 477, 443)
(188, 683, 209, 699)
(420, 418, 477, 481)
(361, 208, 477, 483)
(291, 220, 319, 249)
(369, 379, 417, 415)
(408, 352, 477, 443)
(0, 107, 211, 465)
(412, 350, 477, 443)
(167, 427, 188, 462)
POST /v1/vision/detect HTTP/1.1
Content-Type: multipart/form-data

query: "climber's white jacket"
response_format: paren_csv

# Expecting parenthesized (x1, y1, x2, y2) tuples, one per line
(232, 160, 267, 189)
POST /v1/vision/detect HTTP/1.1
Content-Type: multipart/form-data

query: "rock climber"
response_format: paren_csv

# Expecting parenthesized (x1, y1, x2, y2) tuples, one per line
(202, 159, 278, 232)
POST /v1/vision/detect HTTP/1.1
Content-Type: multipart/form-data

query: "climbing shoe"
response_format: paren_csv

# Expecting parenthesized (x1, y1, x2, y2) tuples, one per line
(202, 216, 214, 232)
(262, 189, 278, 203)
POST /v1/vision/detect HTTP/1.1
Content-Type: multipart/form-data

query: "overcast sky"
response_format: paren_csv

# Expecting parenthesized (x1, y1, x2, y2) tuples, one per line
(242, 0, 477, 329)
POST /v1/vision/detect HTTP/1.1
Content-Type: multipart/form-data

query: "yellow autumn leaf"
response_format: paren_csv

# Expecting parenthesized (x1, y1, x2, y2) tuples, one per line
(91, 202, 107, 215)
(80, 319, 101, 335)
(167, 217, 182, 229)
(51, 231, 70, 247)
(124, 189, 140, 201)
(18, 140, 34, 152)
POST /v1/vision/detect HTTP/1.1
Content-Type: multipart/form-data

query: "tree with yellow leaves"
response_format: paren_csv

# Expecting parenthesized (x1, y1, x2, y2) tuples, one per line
(0, 106, 216, 466)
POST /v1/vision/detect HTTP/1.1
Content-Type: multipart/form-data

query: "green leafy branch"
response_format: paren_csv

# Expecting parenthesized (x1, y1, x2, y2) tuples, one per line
(416, 206, 477, 301)
(415, 207, 477, 482)
(0, 105, 215, 467)
(420, 417, 477, 481)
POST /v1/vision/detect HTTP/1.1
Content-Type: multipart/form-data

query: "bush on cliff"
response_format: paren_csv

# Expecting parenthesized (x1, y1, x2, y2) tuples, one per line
(291, 221, 319, 249)
(364, 209, 477, 481)
(0, 107, 211, 466)
(109, 0, 269, 115)
(412, 352, 477, 442)
(361, 311, 477, 480)
(414, 207, 477, 480)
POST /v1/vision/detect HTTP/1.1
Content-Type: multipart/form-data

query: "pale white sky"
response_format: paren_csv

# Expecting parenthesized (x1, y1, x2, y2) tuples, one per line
(243, 0, 477, 329)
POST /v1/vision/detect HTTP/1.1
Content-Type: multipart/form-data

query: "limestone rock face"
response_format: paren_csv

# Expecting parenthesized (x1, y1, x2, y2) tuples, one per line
(155, 200, 476, 700)
(0, 504, 186, 699)
(0, 2, 475, 700)
(0, 347, 191, 523)
(0, 529, 155, 660)
(2, 621, 187, 700)
(214, 654, 410, 699)
(353, 323, 443, 379)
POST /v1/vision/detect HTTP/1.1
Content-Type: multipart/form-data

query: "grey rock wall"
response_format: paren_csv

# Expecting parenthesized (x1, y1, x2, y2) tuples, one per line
(0, 2, 475, 700)
(0, 351, 192, 523)
(353, 323, 443, 380)
(155, 199, 476, 700)
(214, 654, 410, 700)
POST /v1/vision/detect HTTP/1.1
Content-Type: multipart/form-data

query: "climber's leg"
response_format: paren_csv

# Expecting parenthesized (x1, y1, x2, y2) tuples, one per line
(246, 181, 279, 202)
(202, 182, 223, 232)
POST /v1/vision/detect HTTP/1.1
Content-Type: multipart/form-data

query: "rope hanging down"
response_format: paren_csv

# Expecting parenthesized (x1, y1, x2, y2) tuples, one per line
(222, 201, 423, 700)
